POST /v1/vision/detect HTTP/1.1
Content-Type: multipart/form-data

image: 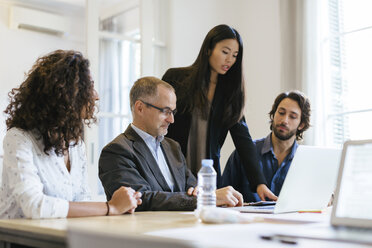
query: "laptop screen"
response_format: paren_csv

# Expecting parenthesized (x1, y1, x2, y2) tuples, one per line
(332, 140, 372, 226)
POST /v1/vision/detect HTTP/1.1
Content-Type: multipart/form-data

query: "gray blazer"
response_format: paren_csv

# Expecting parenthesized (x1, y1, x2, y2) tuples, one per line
(99, 125, 197, 211)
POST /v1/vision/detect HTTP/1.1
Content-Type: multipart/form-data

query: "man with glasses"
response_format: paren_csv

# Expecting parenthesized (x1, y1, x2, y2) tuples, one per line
(99, 77, 243, 211)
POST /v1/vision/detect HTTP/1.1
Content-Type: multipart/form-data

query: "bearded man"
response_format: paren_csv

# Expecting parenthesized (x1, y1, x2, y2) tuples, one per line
(222, 91, 311, 202)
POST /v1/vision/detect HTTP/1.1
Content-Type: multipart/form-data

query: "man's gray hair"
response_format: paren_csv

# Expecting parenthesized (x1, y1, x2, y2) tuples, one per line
(129, 76, 174, 110)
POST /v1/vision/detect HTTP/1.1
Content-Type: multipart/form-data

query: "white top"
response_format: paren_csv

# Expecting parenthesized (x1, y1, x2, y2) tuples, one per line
(0, 128, 91, 219)
(131, 124, 175, 191)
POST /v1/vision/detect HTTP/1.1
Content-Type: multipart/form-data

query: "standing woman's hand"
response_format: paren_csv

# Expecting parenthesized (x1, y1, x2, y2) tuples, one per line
(216, 186, 243, 207)
(257, 184, 278, 201)
(107, 186, 142, 215)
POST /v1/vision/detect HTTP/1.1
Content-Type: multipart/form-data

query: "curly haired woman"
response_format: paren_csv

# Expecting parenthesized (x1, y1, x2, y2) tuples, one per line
(0, 50, 141, 219)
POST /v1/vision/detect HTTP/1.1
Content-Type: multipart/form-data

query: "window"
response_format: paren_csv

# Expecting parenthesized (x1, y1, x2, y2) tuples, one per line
(84, 0, 169, 199)
(322, 0, 372, 146)
(98, 8, 141, 162)
(95, 10, 141, 195)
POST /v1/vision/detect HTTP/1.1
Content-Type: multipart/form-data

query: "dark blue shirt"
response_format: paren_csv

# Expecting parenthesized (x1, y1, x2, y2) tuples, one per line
(222, 133, 298, 202)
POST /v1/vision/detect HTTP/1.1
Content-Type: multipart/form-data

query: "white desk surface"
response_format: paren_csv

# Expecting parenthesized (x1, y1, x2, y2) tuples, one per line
(0, 211, 370, 248)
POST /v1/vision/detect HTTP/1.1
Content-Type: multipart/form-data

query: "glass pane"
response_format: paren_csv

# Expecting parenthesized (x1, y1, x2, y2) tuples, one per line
(99, 39, 123, 114)
(342, 0, 372, 33)
(326, 114, 350, 146)
(121, 40, 141, 95)
(323, 0, 372, 147)
(342, 28, 372, 111)
(99, 39, 140, 115)
(348, 111, 372, 140)
(327, 111, 372, 145)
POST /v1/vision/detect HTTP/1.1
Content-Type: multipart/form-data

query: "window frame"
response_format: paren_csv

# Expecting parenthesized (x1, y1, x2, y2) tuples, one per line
(84, 0, 169, 199)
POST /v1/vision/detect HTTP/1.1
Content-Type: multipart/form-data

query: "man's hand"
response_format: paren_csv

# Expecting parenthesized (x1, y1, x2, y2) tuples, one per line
(256, 184, 278, 201)
(187, 186, 198, 196)
(216, 186, 243, 207)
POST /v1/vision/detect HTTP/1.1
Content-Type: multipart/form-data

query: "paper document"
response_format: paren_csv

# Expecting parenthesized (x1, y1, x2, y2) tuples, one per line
(148, 223, 302, 248)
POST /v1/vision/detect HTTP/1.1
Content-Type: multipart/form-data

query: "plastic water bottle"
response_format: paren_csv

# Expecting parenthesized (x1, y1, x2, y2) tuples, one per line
(197, 159, 217, 213)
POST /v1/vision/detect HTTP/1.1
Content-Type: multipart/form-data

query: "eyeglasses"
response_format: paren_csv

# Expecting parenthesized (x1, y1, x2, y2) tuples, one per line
(140, 100, 177, 116)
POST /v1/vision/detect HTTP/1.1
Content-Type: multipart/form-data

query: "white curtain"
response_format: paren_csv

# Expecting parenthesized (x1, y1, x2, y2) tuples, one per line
(279, 0, 326, 146)
(99, 19, 124, 149)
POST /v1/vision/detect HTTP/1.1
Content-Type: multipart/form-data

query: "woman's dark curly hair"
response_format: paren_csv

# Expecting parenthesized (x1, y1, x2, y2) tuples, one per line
(4, 50, 97, 155)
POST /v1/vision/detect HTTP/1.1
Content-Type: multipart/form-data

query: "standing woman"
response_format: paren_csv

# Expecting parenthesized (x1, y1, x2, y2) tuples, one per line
(162, 24, 276, 200)
(0, 50, 141, 219)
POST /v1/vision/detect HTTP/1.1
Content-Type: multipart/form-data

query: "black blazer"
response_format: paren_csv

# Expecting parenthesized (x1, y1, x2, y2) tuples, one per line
(99, 125, 197, 211)
(162, 67, 266, 189)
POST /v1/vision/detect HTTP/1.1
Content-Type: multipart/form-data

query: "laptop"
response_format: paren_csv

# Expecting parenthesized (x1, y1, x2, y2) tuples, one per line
(232, 145, 341, 214)
(273, 139, 372, 245)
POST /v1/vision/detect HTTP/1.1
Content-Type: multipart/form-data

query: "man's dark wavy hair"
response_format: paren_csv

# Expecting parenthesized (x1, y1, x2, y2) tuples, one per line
(4, 50, 97, 155)
(269, 90, 311, 141)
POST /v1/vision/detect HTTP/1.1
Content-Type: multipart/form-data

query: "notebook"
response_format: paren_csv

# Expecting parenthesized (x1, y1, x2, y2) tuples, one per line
(232, 145, 341, 214)
(274, 139, 372, 245)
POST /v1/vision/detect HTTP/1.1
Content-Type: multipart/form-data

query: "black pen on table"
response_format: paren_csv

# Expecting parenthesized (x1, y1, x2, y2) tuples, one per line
(260, 234, 298, 245)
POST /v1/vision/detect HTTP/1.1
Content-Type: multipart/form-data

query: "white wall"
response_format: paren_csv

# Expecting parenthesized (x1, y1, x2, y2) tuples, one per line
(0, 0, 286, 176)
(0, 2, 85, 171)
(166, 0, 282, 170)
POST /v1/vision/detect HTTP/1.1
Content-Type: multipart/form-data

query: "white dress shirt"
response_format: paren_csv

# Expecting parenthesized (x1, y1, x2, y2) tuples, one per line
(131, 124, 175, 191)
(0, 128, 91, 219)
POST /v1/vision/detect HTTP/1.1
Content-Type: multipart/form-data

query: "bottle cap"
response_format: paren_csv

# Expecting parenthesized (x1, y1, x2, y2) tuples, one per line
(201, 159, 213, 167)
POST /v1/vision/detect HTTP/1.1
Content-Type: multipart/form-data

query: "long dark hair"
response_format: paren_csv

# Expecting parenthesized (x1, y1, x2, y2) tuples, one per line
(182, 24, 245, 128)
(4, 50, 97, 155)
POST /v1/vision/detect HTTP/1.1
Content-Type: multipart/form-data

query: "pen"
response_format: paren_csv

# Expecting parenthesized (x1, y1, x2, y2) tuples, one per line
(260, 234, 298, 245)
(298, 210, 322, 213)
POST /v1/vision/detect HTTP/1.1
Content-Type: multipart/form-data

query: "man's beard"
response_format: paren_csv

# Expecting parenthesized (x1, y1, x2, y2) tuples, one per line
(273, 125, 297, 141)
